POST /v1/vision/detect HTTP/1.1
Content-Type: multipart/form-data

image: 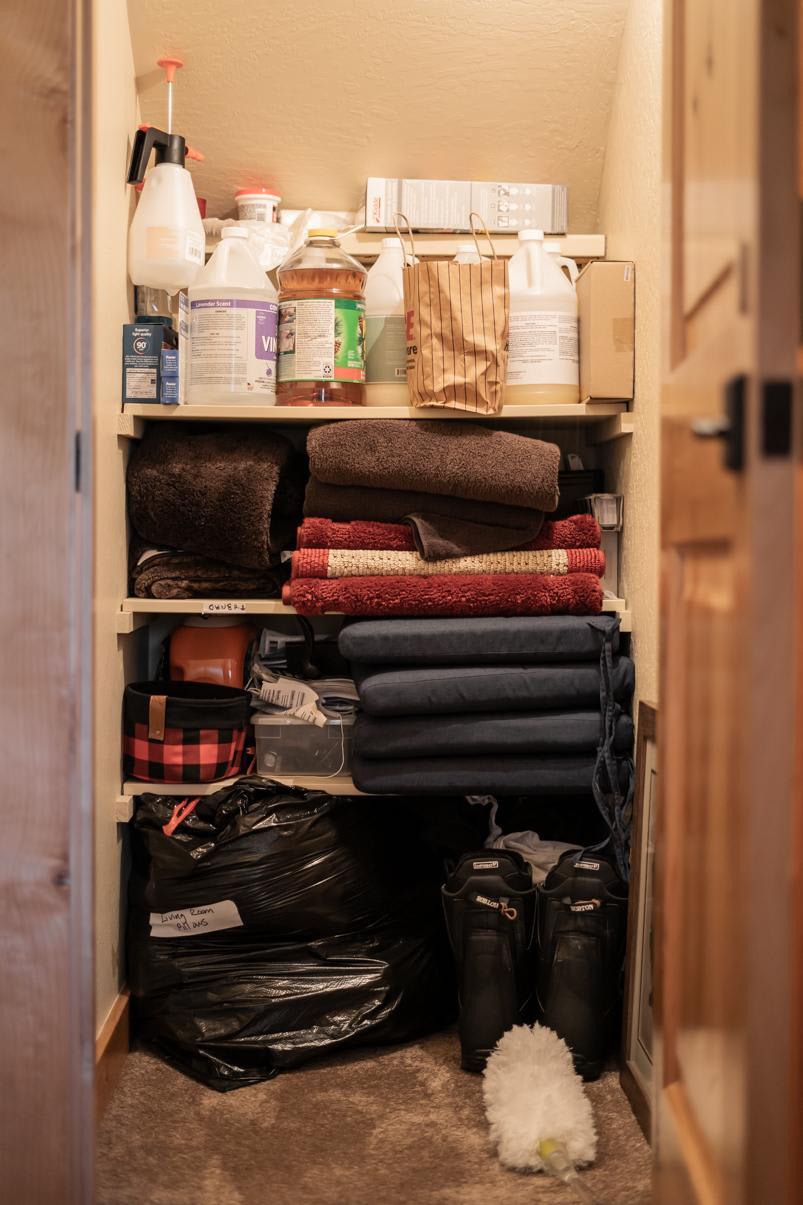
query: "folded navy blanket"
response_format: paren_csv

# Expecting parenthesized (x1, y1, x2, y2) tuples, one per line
(352, 754, 632, 797)
(353, 657, 635, 718)
(339, 615, 620, 666)
(354, 710, 634, 760)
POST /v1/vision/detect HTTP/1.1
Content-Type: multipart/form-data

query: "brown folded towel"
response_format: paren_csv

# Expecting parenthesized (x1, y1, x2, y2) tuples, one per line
(127, 424, 304, 570)
(304, 477, 544, 559)
(307, 420, 560, 511)
(130, 544, 288, 599)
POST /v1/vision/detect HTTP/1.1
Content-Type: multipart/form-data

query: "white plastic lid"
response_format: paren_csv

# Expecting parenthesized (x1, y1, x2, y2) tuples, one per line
(221, 227, 250, 240)
(518, 228, 545, 241)
(381, 237, 403, 249)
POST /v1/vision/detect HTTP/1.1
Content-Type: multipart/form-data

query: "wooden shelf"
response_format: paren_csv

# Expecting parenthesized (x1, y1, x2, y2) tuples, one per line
(118, 400, 630, 438)
(339, 231, 606, 261)
(116, 773, 364, 819)
(117, 596, 630, 631)
(204, 230, 607, 261)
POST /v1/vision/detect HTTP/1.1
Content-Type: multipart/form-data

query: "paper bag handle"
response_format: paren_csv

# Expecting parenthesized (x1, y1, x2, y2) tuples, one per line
(469, 212, 498, 261)
(393, 212, 417, 265)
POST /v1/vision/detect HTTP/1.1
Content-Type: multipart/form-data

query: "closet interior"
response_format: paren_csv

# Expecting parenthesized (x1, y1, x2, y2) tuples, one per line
(93, 0, 661, 1194)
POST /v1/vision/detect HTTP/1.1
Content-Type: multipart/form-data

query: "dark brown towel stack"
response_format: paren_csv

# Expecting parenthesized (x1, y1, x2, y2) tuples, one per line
(127, 424, 305, 570)
(303, 420, 559, 560)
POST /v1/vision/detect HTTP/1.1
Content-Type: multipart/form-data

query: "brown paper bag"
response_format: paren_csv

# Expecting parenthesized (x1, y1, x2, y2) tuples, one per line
(396, 213, 509, 415)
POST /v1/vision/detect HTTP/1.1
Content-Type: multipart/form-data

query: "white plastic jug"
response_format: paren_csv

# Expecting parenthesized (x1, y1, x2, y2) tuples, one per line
(187, 227, 278, 404)
(506, 229, 579, 405)
(453, 242, 486, 264)
(364, 237, 409, 404)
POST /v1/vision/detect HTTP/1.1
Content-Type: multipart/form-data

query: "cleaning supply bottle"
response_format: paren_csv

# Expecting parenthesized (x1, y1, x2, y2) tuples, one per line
(126, 126, 205, 294)
(277, 229, 367, 406)
(543, 240, 580, 285)
(364, 236, 408, 404)
(506, 229, 579, 405)
(187, 227, 278, 404)
(453, 242, 486, 264)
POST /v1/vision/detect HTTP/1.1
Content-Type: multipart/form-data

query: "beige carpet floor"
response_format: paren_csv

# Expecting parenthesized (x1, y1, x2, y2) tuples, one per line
(97, 1032, 652, 1205)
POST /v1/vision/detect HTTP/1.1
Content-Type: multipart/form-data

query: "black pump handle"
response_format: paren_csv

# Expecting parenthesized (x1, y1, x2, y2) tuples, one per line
(127, 126, 168, 184)
(126, 126, 187, 184)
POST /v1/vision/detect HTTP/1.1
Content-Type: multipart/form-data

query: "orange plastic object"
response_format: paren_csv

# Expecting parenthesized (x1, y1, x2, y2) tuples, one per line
(169, 620, 257, 688)
(156, 56, 184, 83)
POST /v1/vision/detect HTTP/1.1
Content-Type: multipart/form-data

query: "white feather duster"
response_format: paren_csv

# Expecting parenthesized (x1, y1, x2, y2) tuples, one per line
(483, 1023, 597, 1174)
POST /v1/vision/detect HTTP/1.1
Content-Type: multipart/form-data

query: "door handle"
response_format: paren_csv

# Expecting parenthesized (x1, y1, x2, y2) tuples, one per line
(690, 374, 746, 472)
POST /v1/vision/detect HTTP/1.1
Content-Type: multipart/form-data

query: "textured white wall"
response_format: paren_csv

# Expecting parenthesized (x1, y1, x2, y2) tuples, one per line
(596, 0, 662, 708)
(128, 0, 627, 228)
(93, 0, 139, 1034)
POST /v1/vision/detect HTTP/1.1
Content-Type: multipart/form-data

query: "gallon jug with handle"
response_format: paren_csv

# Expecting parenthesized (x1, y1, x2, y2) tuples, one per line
(506, 229, 579, 405)
(364, 237, 409, 404)
(187, 227, 278, 404)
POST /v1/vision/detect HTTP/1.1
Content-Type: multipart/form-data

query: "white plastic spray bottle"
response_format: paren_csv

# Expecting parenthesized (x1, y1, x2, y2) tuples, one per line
(126, 125, 206, 294)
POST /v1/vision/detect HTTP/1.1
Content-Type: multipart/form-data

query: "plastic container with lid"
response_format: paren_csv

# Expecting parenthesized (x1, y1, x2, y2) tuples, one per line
(452, 242, 487, 264)
(364, 236, 410, 404)
(236, 187, 281, 223)
(254, 712, 355, 777)
(187, 226, 278, 404)
(276, 229, 367, 406)
(505, 228, 579, 405)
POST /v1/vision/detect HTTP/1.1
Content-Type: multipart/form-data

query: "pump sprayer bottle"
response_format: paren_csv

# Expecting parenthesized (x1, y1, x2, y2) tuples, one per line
(126, 126, 206, 293)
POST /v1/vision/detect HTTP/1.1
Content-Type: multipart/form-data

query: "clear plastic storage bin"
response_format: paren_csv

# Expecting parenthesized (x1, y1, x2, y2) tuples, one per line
(253, 713, 355, 777)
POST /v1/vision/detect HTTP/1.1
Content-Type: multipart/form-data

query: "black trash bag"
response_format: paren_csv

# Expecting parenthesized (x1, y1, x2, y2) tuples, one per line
(128, 777, 456, 1090)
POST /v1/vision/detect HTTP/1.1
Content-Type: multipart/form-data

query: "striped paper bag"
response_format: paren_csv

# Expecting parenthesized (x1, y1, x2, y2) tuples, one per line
(396, 213, 509, 414)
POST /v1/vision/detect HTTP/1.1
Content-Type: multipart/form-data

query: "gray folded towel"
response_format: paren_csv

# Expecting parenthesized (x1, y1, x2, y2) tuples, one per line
(306, 420, 560, 511)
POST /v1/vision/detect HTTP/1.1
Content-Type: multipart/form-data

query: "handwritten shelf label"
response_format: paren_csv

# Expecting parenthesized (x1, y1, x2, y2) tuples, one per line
(200, 600, 248, 617)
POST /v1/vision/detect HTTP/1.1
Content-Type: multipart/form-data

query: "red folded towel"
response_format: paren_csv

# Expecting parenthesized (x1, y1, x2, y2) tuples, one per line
(283, 573, 603, 617)
(297, 513, 601, 552)
(291, 547, 605, 580)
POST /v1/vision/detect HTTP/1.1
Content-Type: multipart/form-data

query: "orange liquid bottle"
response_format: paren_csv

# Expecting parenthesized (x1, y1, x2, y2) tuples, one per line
(276, 229, 367, 406)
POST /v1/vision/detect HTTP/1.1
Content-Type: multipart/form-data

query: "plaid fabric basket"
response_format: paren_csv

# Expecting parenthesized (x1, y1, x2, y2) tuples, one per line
(123, 681, 251, 784)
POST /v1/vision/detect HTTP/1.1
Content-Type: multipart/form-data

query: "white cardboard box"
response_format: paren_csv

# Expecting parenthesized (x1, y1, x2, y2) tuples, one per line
(366, 177, 568, 233)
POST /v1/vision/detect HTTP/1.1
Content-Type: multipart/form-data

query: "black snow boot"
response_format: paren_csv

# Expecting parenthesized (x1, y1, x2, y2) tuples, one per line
(442, 850, 537, 1072)
(536, 848, 628, 1081)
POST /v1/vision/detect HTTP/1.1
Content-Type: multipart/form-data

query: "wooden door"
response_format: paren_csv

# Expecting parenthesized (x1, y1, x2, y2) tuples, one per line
(0, 0, 95, 1201)
(656, 1, 799, 1202)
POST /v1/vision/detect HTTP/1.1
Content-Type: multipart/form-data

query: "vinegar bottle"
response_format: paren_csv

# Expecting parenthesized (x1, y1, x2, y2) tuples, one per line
(276, 229, 367, 406)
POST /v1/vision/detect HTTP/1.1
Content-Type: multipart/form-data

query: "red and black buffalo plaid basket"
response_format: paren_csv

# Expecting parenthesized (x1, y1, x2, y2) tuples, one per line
(123, 681, 250, 784)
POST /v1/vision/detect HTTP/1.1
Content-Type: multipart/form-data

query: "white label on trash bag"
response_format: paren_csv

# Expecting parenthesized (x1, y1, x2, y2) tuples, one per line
(149, 899, 244, 938)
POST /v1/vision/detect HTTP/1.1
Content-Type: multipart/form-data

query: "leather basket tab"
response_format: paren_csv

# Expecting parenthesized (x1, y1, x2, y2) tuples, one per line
(148, 694, 167, 741)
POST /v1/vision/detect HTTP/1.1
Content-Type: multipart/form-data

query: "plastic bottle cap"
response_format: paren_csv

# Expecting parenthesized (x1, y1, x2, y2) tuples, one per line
(518, 228, 545, 241)
(381, 237, 403, 249)
(308, 227, 338, 238)
(236, 186, 280, 199)
(221, 227, 250, 239)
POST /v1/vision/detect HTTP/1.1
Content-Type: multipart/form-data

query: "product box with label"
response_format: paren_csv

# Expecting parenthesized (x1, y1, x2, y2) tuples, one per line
(122, 316, 179, 404)
(576, 261, 635, 402)
(366, 177, 568, 233)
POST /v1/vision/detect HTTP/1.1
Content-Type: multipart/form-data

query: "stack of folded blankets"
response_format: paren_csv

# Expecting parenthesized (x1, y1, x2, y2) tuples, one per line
(127, 424, 305, 599)
(285, 420, 605, 617)
(338, 615, 635, 803)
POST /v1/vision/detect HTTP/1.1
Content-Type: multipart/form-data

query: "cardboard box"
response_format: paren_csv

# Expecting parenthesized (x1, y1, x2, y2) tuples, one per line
(121, 317, 178, 404)
(576, 261, 635, 402)
(366, 177, 568, 233)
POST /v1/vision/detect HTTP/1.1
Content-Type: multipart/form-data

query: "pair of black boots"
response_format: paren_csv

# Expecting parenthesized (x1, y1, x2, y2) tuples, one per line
(442, 847, 628, 1079)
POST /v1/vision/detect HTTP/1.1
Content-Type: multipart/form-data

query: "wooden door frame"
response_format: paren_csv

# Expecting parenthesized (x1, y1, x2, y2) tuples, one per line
(656, 0, 800, 1200)
(0, 0, 95, 1200)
